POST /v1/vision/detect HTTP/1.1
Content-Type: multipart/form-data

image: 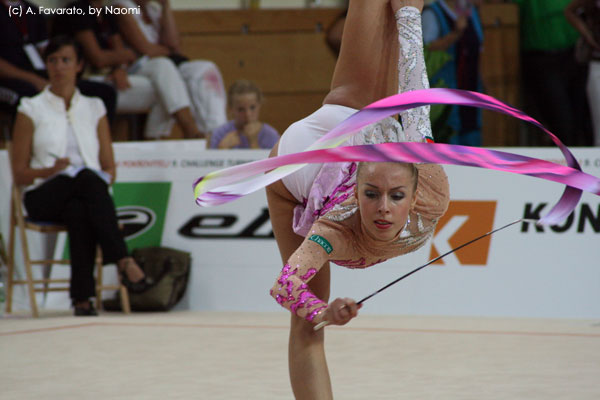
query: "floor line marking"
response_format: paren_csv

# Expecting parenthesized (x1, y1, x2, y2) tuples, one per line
(2, 320, 599, 338)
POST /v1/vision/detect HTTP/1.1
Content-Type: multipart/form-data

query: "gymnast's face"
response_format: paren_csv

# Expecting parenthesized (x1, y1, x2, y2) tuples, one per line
(355, 162, 417, 242)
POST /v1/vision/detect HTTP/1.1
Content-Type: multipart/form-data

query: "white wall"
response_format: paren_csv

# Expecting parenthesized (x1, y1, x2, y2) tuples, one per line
(2, 145, 599, 319)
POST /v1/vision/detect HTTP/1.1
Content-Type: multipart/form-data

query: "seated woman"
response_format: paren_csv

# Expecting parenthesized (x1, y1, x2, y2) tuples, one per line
(10, 36, 148, 316)
(209, 80, 279, 149)
(115, 0, 227, 137)
(266, 0, 449, 398)
(53, 0, 205, 139)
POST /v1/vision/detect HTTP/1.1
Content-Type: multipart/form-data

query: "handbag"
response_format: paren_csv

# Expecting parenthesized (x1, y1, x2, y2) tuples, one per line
(103, 246, 191, 312)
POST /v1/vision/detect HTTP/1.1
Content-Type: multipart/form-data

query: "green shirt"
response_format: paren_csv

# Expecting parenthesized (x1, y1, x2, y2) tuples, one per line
(512, 0, 580, 51)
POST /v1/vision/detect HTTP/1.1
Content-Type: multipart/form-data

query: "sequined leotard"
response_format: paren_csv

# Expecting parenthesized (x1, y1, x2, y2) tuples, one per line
(270, 7, 450, 324)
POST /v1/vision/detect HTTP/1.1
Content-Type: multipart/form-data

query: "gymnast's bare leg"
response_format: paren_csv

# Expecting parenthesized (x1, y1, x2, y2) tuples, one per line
(266, 1, 424, 398)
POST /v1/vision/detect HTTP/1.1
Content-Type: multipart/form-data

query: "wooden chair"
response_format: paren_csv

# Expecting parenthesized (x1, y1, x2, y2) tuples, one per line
(4, 137, 131, 317)
(5, 184, 131, 317)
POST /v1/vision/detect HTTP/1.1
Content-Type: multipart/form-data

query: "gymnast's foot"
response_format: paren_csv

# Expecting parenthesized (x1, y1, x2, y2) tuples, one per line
(117, 257, 149, 293)
(391, 0, 424, 13)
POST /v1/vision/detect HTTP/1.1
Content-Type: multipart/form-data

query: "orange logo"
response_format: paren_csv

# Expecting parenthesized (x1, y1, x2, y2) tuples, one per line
(430, 201, 497, 266)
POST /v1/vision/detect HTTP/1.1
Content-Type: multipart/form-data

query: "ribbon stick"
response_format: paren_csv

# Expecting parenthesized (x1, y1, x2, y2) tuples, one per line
(194, 89, 600, 225)
(313, 218, 527, 331)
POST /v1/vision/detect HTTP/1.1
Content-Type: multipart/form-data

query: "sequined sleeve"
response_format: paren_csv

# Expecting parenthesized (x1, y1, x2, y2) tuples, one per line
(270, 226, 350, 324)
(396, 6, 432, 142)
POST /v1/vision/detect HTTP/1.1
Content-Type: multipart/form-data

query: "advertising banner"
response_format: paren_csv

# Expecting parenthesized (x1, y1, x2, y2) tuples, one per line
(1, 143, 598, 318)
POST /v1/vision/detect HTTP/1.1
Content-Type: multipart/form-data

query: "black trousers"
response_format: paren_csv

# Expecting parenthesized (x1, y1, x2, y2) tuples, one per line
(0, 77, 117, 123)
(24, 169, 127, 302)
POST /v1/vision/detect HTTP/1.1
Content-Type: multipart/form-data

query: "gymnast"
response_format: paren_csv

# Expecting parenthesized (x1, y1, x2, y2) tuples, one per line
(266, 0, 449, 398)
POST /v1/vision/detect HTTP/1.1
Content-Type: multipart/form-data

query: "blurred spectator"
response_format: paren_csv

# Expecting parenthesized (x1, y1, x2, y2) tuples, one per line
(10, 36, 148, 316)
(512, 0, 592, 146)
(0, 0, 116, 122)
(53, 0, 205, 139)
(209, 80, 279, 149)
(422, 0, 484, 146)
(565, 0, 600, 146)
(115, 0, 227, 136)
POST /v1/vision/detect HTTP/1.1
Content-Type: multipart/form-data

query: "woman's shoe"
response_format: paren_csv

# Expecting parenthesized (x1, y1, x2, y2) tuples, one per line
(118, 258, 150, 293)
(120, 274, 149, 293)
(74, 301, 98, 316)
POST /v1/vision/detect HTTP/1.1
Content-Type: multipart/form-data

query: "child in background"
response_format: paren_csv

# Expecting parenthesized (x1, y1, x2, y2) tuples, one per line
(209, 80, 279, 149)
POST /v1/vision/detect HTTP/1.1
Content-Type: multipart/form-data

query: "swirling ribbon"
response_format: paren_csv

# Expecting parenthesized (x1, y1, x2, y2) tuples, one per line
(194, 88, 600, 225)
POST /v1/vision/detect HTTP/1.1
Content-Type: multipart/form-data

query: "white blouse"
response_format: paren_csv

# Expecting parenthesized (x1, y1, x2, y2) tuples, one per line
(17, 86, 106, 188)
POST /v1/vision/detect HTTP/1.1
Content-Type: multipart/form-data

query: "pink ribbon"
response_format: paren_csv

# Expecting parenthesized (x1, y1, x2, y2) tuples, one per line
(194, 89, 600, 225)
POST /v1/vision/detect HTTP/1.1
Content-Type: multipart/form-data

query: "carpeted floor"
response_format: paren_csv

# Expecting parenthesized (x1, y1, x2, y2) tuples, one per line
(1, 310, 599, 399)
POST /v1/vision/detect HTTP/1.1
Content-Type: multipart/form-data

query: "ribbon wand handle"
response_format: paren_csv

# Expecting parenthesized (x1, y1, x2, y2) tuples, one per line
(313, 218, 526, 331)
(314, 320, 330, 330)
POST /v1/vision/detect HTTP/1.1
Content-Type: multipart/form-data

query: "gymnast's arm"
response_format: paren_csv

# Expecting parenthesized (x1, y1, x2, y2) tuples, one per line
(270, 229, 359, 326)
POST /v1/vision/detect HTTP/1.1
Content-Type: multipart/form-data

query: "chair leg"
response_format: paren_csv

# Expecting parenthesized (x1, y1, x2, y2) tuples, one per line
(119, 285, 131, 314)
(41, 264, 52, 307)
(12, 184, 39, 317)
(19, 226, 38, 318)
(5, 206, 16, 314)
(95, 248, 130, 314)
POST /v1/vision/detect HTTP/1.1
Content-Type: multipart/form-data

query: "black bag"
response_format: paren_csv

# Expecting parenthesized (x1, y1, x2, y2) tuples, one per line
(103, 246, 191, 312)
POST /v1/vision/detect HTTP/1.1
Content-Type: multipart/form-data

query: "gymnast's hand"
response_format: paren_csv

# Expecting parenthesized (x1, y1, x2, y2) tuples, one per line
(322, 297, 362, 326)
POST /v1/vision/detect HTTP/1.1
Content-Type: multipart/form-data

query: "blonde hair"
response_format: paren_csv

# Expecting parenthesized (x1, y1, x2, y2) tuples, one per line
(227, 79, 263, 108)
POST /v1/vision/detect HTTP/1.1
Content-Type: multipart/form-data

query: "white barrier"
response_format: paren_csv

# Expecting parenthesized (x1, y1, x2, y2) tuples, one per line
(1, 143, 599, 318)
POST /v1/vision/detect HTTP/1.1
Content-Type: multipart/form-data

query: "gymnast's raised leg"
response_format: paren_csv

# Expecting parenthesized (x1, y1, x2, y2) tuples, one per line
(266, 1, 424, 398)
